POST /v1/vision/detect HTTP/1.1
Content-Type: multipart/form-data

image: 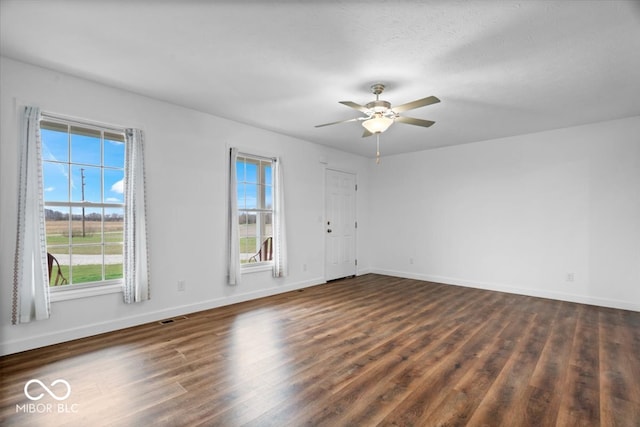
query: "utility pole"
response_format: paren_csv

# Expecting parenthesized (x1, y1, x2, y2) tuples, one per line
(81, 168, 86, 237)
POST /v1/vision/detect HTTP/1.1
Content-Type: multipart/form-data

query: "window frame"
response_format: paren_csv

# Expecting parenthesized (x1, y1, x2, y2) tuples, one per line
(236, 153, 275, 270)
(40, 114, 126, 298)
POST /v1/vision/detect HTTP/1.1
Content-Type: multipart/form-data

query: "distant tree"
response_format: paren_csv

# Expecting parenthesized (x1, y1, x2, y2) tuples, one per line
(45, 209, 67, 221)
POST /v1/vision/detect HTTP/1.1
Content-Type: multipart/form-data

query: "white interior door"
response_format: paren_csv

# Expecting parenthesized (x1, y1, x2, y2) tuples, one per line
(325, 169, 357, 281)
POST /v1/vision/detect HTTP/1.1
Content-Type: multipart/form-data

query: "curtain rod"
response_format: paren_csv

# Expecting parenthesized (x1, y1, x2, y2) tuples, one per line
(40, 111, 126, 134)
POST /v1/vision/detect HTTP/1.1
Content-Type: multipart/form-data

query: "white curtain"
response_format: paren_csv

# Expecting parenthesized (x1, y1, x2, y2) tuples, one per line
(272, 158, 288, 278)
(123, 128, 150, 303)
(228, 147, 241, 285)
(12, 106, 50, 324)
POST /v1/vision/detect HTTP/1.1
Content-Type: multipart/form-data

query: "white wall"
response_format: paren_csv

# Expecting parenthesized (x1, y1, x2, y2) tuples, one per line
(369, 116, 640, 311)
(0, 57, 372, 355)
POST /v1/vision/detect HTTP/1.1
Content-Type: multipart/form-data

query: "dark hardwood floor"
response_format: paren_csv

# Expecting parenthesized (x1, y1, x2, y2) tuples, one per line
(1, 274, 639, 426)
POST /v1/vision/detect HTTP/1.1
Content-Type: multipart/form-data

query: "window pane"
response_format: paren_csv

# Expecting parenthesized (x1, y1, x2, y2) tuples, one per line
(71, 246, 103, 284)
(41, 127, 68, 162)
(256, 211, 273, 244)
(43, 161, 69, 202)
(105, 208, 124, 244)
(245, 162, 258, 184)
(263, 211, 273, 238)
(265, 185, 273, 209)
(104, 136, 125, 168)
(45, 208, 70, 248)
(246, 212, 257, 226)
(244, 184, 258, 209)
(71, 207, 101, 244)
(239, 212, 252, 263)
(71, 165, 101, 203)
(237, 183, 246, 210)
(105, 243, 123, 280)
(240, 218, 251, 263)
(236, 160, 245, 183)
(264, 164, 272, 185)
(104, 169, 124, 203)
(71, 127, 101, 165)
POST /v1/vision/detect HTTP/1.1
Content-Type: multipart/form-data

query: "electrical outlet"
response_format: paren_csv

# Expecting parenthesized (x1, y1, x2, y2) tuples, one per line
(409, 257, 414, 265)
(566, 273, 575, 282)
(177, 280, 186, 292)
(303, 263, 307, 272)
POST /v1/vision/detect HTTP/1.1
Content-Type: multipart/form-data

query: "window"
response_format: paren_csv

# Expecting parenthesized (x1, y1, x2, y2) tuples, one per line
(236, 154, 274, 265)
(41, 119, 125, 287)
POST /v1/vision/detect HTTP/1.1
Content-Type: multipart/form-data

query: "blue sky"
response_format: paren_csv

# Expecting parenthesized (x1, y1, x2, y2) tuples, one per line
(41, 128, 125, 206)
(236, 160, 272, 210)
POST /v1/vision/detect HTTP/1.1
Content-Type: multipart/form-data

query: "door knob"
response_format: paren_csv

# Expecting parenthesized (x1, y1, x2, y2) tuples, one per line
(327, 229, 332, 233)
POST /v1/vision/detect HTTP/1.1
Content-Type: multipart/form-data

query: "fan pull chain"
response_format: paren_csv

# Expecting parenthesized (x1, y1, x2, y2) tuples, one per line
(376, 134, 381, 165)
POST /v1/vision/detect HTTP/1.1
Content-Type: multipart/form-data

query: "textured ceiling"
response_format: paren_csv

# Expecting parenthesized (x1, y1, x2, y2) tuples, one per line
(1, 0, 640, 157)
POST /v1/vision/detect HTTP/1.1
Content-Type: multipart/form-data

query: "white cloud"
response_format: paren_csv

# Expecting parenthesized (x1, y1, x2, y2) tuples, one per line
(105, 197, 121, 202)
(111, 179, 124, 194)
(44, 186, 55, 192)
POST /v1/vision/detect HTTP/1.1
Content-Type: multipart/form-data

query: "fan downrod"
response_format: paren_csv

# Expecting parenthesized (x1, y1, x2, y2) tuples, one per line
(367, 84, 390, 111)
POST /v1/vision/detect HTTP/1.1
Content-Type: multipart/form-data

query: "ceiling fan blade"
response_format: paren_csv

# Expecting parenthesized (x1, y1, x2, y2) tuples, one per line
(395, 116, 435, 127)
(315, 117, 360, 128)
(339, 101, 370, 113)
(392, 96, 440, 113)
(362, 128, 374, 138)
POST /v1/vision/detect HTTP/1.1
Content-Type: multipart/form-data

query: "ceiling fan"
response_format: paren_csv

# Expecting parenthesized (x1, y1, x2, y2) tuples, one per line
(315, 83, 440, 138)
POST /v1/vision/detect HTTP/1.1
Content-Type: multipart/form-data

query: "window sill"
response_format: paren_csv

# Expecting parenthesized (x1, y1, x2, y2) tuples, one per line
(241, 263, 273, 274)
(49, 281, 123, 302)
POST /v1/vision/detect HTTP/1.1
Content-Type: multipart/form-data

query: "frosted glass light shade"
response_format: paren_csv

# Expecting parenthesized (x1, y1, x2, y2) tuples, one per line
(362, 116, 393, 134)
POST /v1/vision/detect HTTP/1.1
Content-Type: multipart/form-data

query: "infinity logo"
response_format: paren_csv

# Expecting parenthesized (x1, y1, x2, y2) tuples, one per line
(24, 379, 71, 401)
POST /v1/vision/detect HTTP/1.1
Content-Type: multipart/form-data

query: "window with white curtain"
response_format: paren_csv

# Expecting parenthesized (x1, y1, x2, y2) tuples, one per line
(41, 118, 126, 287)
(12, 107, 148, 324)
(229, 147, 286, 285)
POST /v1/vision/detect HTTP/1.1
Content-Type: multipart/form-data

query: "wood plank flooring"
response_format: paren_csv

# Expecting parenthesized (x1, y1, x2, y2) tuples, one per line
(1, 274, 639, 426)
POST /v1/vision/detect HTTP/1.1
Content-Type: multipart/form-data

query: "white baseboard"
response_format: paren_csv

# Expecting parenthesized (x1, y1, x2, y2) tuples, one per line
(371, 269, 640, 312)
(356, 267, 372, 276)
(1, 277, 326, 356)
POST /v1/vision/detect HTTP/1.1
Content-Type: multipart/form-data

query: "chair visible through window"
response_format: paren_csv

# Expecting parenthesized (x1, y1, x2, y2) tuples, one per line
(47, 252, 68, 286)
(248, 237, 273, 263)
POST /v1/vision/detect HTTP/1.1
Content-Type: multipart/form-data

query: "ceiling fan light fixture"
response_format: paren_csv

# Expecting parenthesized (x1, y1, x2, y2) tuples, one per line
(362, 115, 393, 134)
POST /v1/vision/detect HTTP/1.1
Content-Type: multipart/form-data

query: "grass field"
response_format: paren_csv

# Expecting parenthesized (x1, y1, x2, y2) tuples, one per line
(51, 264, 123, 285)
(240, 237, 257, 253)
(46, 220, 123, 254)
(47, 220, 123, 285)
